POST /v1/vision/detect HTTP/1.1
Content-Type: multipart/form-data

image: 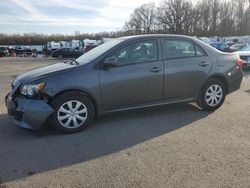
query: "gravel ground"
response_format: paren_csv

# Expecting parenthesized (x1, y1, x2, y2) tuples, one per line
(0, 57, 250, 188)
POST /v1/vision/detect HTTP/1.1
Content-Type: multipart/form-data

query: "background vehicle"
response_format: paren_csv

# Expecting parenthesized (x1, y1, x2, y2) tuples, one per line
(5, 35, 243, 133)
(23, 47, 33, 57)
(224, 43, 246, 53)
(198, 37, 210, 44)
(46, 41, 60, 54)
(0, 49, 6, 57)
(210, 42, 228, 52)
(0, 47, 9, 57)
(235, 44, 250, 68)
(51, 48, 83, 59)
(15, 46, 24, 57)
(84, 44, 98, 53)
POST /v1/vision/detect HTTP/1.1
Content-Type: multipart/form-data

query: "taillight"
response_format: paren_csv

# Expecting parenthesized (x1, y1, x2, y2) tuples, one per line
(236, 58, 244, 68)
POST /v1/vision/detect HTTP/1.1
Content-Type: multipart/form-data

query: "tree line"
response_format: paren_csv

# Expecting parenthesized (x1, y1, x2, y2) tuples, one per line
(0, 0, 250, 45)
(124, 0, 250, 36)
(0, 32, 117, 45)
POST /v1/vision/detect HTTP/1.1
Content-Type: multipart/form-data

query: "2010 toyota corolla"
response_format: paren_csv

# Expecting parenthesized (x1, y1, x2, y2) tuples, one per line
(5, 35, 243, 133)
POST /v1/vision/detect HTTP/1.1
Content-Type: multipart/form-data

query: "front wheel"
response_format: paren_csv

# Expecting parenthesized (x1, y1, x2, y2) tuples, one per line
(197, 79, 226, 111)
(58, 54, 63, 59)
(51, 91, 94, 133)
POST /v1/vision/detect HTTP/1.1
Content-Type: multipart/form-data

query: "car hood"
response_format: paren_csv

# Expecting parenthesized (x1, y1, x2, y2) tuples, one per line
(14, 62, 76, 85)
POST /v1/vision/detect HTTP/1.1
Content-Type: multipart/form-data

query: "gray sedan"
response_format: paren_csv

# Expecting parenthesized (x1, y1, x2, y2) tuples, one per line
(5, 35, 243, 133)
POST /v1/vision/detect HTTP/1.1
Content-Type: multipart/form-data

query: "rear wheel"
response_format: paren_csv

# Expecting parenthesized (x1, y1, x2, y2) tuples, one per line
(197, 79, 226, 111)
(51, 91, 94, 133)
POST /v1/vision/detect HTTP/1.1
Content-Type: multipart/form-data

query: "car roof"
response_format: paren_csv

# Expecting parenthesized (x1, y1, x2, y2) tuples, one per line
(119, 34, 196, 41)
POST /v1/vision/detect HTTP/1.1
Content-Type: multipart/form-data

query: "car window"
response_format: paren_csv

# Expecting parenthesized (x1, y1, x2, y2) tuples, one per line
(113, 40, 157, 65)
(163, 39, 196, 59)
(195, 44, 206, 56)
(69, 48, 75, 52)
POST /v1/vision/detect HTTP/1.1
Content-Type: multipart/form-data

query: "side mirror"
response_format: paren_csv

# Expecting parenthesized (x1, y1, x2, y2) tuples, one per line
(103, 56, 117, 67)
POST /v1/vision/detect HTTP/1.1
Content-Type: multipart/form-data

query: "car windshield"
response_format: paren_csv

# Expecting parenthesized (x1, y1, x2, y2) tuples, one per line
(240, 45, 250, 51)
(77, 39, 123, 65)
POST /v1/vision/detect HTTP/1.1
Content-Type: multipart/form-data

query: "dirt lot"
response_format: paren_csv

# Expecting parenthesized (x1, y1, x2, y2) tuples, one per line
(0, 57, 250, 188)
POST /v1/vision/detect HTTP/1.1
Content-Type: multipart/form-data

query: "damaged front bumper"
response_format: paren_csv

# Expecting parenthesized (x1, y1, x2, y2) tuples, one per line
(5, 93, 54, 130)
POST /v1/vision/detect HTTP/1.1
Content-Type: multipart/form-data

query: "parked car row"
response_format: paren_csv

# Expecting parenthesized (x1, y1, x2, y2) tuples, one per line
(205, 39, 249, 68)
(15, 47, 38, 57)
(50, 45, 99, 59)
(44, 39, 100, 58)
(225, 43, 247, 52)
(0, 46, 41, 58)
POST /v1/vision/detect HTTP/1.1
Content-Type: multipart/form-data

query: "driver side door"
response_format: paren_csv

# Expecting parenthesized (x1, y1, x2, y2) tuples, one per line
(99, 39, 164, 111)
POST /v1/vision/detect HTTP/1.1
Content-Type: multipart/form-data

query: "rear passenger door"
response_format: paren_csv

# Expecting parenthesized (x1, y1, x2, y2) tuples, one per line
(162, 38, 212, 100)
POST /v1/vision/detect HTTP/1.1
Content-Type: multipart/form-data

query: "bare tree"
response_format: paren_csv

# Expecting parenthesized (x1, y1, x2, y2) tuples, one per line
(194, 0, 212, 36)
(210, 0, 220, 35)
(219, 1, 237, 36)
(243, 3, 250, 34)
(124, 3, 157, 34)
(235, 0, 246, 35)
(156, 0, 195, 34)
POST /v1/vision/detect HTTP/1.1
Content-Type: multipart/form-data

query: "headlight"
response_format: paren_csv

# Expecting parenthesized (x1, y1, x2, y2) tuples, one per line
(20, 82, 46, 97)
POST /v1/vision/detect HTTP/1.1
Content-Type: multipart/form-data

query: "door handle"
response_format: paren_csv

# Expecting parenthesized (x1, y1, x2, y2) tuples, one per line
(199, 61, 211, 67)
(150, 67, 162, 73)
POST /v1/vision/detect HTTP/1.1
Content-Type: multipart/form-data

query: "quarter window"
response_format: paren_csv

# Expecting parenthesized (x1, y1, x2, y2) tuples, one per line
(112, 40, 157, 65)
(195, 44, 206, 56)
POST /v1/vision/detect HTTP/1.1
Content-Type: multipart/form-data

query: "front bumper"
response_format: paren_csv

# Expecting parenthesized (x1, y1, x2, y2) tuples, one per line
(5, 93, 54, 130)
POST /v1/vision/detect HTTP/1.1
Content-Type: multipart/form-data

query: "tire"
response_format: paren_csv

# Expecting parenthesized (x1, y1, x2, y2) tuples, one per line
(58, 54, 63, 60)
(50, 91, 95, 133)
(196, 78, 226, 111)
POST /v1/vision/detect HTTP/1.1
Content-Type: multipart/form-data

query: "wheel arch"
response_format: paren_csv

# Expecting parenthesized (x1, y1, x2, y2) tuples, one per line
(206, 74, 229, 94)
(48, 89, 98, 116)
(196, 74, 229, 101)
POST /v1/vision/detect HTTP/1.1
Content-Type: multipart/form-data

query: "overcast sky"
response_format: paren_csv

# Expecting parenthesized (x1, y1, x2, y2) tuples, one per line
(0, 0, 164, 34)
